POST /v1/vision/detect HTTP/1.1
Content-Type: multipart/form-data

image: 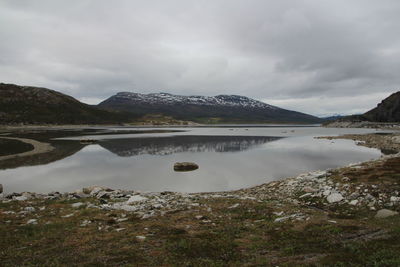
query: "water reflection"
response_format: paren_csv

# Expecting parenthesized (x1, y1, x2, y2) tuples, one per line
(0, 141, 85, 170)
(100, 136, 282, 156)
(0, 127, 384, 193)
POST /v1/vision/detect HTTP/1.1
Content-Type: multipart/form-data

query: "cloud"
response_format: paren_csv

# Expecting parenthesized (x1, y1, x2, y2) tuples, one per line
(0, 0, 399, 116)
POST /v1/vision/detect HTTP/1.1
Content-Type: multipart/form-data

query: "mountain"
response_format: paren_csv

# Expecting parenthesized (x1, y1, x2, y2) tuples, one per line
(362, 91, 400, 122)
(98, 92, 322, 124)
(320, 115, 346, 121)
(0, 83, 137, 125)
(324, 91, 400, 127)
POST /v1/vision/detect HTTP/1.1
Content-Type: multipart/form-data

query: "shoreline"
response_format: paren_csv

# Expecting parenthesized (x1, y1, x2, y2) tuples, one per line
(2, 132, 399, 208)
(1, 131, 399, 196)
(0, 137, 54, 161)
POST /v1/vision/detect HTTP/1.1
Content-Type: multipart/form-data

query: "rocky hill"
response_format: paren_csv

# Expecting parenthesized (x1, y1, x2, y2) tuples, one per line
(0, 83, 137, 125)
(325, 91, 400, 127)
(98, 92, 322, 124)
(363, 91, 400, 122)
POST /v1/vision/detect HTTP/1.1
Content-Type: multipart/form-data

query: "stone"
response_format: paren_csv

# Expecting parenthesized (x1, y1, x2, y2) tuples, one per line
(173, 162, 199, 172)
(136, 235, 146, 241)
(126, 195, 148, 203)
(303, 186, 317, 193)
(349, 200, 358, 206)
(375, 209, 399, 218)
(71, 202, 84, 208)
(24, 207, 35, 212)
(274, 216, 292, 222)
(390, 196, 400, 202)
(326, 193, 343, 203)
(14, 196, 28, 201)
(299, 193, 312, 199)
(80, 220, 91, 227)
(228, 203, 240, 209)
(96, 191, 110, 199)
(82, 186, 109, 195)
(26, 219, 38, 225)
(323, 190, 331, 196)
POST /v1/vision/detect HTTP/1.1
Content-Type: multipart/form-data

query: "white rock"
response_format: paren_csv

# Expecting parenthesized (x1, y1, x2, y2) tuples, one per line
(80, 220, 91, 226)
(228, 203, 240, 209)
(323, 190, 331, 196)
(83, 186, 108, 195)
(349, 200, 358, 206)
(26, 219, 38, 225)
(3, 211, 16, 214)
(71, 202, 84, 208)
(114, 204, 138, 212)
(126, 195, 148, 203)
(14, 196, 28, 201)
(299, 193, 312, 199)
(24, 207, 35, 212)
(61, 213, 74, 218)
(136, 235, 146, 241)
(327, 193, 343, 203)
(375, 209, 399, 218)
(390, 196, 400, 202)
(274, 216, 291, 222)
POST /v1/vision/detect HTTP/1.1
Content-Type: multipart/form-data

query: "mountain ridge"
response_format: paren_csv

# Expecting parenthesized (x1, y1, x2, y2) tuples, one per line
(0, 83, 138, 125)
(98, 91, 322, 124)
(325, 91, 400, 126)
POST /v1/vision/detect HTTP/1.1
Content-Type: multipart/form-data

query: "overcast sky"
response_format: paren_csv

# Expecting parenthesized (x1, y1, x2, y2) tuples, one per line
(1, 0, 399, 116)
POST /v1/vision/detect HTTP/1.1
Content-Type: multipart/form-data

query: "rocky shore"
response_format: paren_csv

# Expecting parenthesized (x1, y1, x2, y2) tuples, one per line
(1, 132, 400, 266)
(324, 120, 400, 130)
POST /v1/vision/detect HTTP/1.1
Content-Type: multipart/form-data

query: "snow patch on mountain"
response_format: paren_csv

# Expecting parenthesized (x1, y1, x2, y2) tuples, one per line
(113, 92, 279, 110)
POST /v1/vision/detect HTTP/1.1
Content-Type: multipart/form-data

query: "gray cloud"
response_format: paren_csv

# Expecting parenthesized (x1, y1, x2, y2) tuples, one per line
(0, 0, 399, 115)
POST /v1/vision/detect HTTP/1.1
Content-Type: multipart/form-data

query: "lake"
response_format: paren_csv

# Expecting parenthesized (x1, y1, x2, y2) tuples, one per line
(0, 126, 386, 193)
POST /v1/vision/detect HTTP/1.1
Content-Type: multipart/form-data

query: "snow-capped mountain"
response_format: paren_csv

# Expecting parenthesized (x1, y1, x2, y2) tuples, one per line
(98, 91, 322, 124)
(111, 92, 278, 109)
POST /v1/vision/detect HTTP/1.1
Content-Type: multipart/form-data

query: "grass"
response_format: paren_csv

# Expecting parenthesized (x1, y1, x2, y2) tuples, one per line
(2, 195, 400, 266)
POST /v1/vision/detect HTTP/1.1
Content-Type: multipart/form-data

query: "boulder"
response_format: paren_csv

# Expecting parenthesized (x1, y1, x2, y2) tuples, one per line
(173, 162, 199, 172)
(326, 193, 343, 203)
(375, 209, 399, 218)
(126, 195, 148, 204)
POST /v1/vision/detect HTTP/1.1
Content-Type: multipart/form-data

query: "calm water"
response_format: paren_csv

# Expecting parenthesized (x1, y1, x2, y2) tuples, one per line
(0, 126, 385, 193)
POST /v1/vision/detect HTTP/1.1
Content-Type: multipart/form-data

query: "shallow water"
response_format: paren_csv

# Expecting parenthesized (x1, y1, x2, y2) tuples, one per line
(0, 126, 385, 193)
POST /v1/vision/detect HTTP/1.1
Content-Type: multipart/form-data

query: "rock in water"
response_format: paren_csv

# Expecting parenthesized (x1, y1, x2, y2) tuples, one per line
(375, 209, 399, 218)
(173, 162, 199, 172)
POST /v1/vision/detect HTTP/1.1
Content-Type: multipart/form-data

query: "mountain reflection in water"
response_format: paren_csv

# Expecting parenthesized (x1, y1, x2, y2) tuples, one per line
(99, 135, 283, 157)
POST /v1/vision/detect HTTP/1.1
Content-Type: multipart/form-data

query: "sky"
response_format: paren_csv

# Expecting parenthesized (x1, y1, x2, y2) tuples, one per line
(1, 0, 399, 117)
